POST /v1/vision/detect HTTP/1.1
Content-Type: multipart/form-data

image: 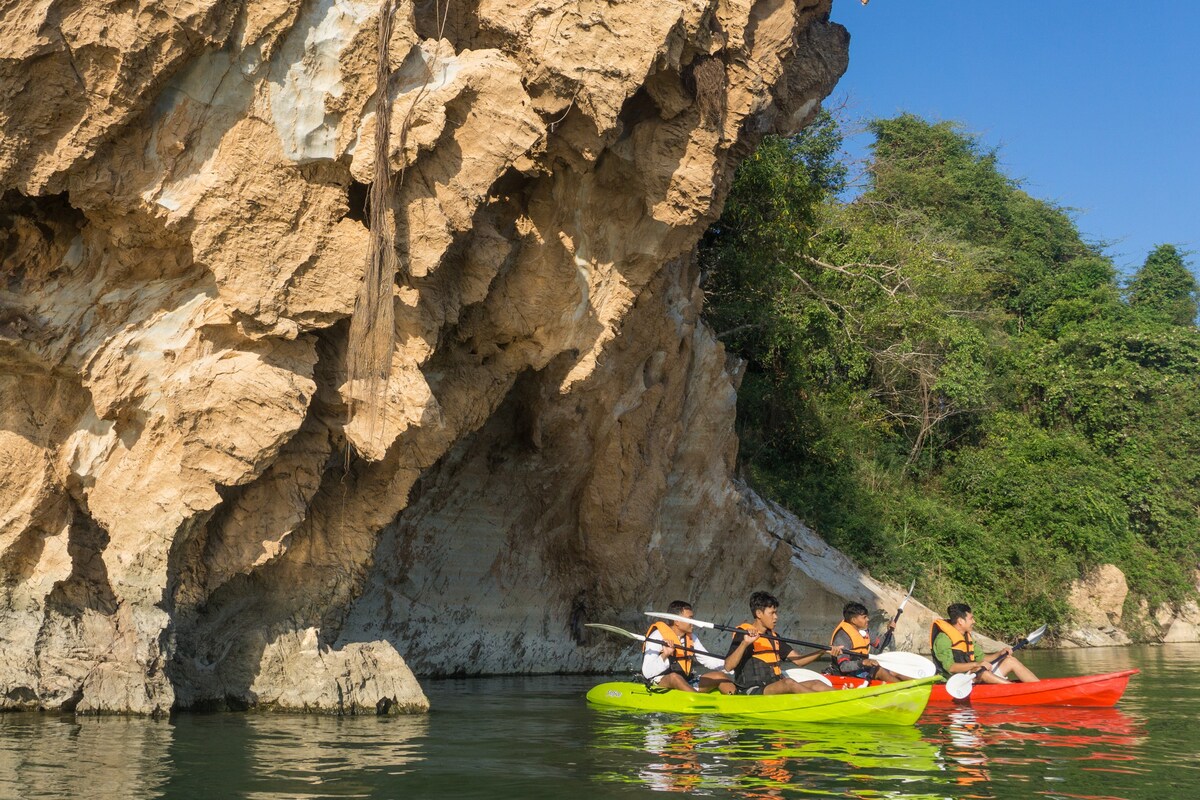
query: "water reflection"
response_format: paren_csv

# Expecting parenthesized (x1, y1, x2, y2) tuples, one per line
(593, 711, 944, 797)
(0, 713, 427, 800)
(0, 715, 172, 800)
(924, 702, 1149, 800)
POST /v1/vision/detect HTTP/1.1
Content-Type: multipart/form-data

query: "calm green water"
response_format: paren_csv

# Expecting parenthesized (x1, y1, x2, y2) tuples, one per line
(0, 644, 1196, 799)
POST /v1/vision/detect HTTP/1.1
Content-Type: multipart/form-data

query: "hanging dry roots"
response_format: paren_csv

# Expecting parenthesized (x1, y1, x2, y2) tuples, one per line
(346, 0, 400, 453)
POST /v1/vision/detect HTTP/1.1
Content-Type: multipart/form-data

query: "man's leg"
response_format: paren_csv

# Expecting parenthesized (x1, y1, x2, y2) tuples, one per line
(763, 677, 832, 694)
(873, 665, 903, 683)
(994, 656, 1038, 682)
(974, 668, 1010, 685)
(697, 671, 736, 694)
(656, 672, 696, 692)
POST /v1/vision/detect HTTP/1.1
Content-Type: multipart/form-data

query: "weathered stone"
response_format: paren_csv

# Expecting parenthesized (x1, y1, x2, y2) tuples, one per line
(1067, 564, 1129, 627)
(1, 0, 873, 714)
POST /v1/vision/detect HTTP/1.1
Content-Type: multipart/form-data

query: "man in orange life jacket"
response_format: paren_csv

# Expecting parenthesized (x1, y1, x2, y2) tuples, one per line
(724, 591, 843, 694)
(828, 601, 902, 682)
(931, 603, 1039, 685)
(642, 600, 736, 693)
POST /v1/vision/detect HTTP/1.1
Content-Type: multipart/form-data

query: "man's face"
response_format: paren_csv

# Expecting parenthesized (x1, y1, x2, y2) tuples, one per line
(958, 612, 976, 632)
(755, 605, 779, 630)
(676, 608, 694, 634)
(850, 612, 870, 630)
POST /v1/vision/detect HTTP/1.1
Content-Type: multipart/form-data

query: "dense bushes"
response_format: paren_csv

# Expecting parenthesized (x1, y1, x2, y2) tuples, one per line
(701, 112, 1200, 636)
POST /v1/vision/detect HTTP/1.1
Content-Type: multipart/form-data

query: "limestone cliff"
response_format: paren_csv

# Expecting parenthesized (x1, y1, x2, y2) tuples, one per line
(0, 0, 940, 715)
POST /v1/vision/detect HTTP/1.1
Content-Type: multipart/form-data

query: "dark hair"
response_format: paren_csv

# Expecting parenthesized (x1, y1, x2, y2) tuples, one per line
(842, 602, 869, 621)
(749, 591, 779, 615)
(666, 600, 692, 616)
(947, 603, 972, 624)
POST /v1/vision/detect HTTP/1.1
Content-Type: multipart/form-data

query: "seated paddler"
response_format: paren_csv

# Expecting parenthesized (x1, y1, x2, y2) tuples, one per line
(828, 601, 903, 682)
(724, 591, 842, 695)
(931, 603, 1039, 685)
(642, 600, 736, 693)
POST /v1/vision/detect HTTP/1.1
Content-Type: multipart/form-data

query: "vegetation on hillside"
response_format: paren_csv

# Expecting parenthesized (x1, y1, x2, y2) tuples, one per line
(701, 112, 1200, 636)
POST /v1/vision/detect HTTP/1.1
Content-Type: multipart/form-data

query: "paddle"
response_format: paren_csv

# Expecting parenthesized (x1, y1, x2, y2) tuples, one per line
(587, 623, 835, 688)
(944, 623, 1048, 699)
(987, 623, 1047, 672)
(585, 623, 715, 659)
(876, 579, 916, 653)
(645, 611, 938, 680)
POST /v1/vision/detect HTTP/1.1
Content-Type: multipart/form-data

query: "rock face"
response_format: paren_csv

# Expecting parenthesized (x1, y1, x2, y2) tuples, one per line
(0, 0, 926, 714)
(1059, 564, 1133, 647)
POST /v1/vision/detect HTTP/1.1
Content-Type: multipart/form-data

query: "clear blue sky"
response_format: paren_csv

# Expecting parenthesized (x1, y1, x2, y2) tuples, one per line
(828, 0, 1199, 276)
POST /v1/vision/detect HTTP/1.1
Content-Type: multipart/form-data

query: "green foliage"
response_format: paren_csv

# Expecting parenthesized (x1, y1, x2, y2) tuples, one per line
(1127, 244, 1199, 325)
(702, 112, 1200, 638)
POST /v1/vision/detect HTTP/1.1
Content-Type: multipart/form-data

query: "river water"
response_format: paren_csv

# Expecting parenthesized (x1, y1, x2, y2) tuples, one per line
(0, 644, 1195, 799)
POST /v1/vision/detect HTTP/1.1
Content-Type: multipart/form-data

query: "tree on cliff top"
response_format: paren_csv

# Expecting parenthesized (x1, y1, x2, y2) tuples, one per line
(1127, 244, 1199, 326)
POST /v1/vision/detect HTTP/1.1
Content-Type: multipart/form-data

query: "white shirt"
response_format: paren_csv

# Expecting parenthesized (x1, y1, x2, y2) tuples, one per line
(641, 629, 727, 680)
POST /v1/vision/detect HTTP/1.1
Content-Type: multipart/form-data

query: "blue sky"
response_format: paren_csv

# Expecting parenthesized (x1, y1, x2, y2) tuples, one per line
(828, 0, 1199, 276)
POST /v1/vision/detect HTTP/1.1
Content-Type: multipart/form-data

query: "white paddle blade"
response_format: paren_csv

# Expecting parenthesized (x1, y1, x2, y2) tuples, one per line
(644, 611, 716, 629)
(874, 652, 938, 680)
(946, 672, 975, 699)
(584, 623, 646, 642)
(783, 667, 833, 687)
(1024, 623, 1049, 648)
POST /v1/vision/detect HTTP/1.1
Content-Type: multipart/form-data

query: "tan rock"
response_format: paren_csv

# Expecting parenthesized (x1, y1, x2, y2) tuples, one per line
(1067, 563, 1129, 627)
(1, 0, 854, 713)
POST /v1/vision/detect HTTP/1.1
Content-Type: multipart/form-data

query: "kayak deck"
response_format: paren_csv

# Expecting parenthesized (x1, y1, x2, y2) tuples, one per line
(828, 669, 1139, 707)
(586, 677, 936, 726)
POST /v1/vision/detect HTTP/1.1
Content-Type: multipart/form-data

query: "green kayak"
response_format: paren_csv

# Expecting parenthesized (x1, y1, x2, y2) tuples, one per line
(586, 677, 937, 726)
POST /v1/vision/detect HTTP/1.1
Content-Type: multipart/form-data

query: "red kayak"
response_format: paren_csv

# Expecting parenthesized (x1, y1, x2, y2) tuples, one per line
(828, 669, 1138, 707)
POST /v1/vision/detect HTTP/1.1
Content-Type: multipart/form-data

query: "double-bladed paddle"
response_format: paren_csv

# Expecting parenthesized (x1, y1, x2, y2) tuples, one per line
(645, 611, 938, 680)
(585, 622, 712, 657)
(877, 579, 916, 653)
(944, 623, 1049, 699)
(585, 623, 834, 686)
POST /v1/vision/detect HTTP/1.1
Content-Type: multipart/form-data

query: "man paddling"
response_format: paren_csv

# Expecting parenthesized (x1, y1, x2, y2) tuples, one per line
(642, 600, 736, 693)
(931, 603, 1039, 685)
(828, 601, 903, 682)
(724, 591, 842, 694)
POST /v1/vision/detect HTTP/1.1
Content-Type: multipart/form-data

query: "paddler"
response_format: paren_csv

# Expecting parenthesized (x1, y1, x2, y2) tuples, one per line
(724, 591, 843, 694)
(931, 603, 1039, 684)
(642, 600, 736, 693)
(827, 601, 903, 682)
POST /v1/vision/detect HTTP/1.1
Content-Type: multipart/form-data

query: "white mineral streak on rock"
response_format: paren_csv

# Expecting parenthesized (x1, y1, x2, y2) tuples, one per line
(0, 0, 926, 716)
(269, 0, 378, 163)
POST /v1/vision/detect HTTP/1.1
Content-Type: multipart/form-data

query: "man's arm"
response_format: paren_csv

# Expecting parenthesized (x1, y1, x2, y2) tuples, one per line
(641, 631, 671, 680)
(724, 631, 751, 672)
(831, 629, 858, 674)
(691, 636, 727, 671)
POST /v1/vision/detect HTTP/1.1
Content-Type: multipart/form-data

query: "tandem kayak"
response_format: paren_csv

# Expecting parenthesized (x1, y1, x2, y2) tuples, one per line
(585, 676, 937, 726)
(828, 669, 1139, 707)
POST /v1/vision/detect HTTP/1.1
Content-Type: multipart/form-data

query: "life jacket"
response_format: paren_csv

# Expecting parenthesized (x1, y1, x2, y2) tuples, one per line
(643, 621, 693, 676)
(830, 620, 871, 654)
(734, 622, 783, 681)
(829, 620, 871, 672)
(930, 618, 976, 676)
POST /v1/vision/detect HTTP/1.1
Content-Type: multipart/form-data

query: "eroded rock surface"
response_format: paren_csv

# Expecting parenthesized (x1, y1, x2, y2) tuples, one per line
(0, 0, 873, 713)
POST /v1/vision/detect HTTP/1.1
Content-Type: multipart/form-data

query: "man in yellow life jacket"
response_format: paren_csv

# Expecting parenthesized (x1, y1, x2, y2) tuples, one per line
(642, 600, 736, 693)
(724, 591, 843, 695)
(931, 603, 1039, 685)
(828, 601, 903, 682)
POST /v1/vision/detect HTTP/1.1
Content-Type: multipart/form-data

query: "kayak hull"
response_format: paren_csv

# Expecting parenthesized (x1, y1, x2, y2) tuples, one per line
(930, 668, 1139, 706)
(827, 669, 1139, 707)
(586, 677, 935, 726)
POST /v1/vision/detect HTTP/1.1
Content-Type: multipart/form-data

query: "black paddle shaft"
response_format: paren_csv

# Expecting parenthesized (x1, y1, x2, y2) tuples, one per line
(710, 621, 869, 661)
